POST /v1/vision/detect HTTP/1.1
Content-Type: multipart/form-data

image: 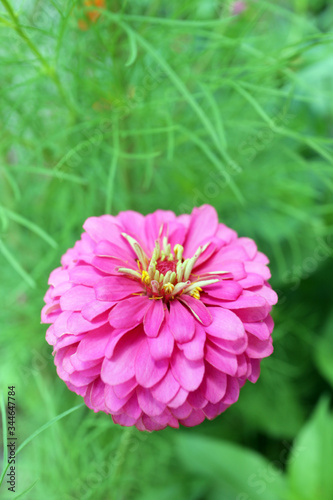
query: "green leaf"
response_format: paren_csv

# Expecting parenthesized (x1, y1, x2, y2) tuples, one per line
(174, 433, 287, 500)
(235, 365, 304, 439)
(287, 397, 333, 500)
(315, 311, 333, 388)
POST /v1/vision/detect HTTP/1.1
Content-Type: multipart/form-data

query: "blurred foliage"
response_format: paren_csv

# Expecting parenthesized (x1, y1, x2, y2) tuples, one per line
(0, 0, 333, 498)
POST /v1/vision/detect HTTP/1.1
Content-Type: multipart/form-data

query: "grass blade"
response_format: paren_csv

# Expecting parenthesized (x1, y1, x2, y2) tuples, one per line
(0, 239, 36, 288)
(0, 403, 85, 487)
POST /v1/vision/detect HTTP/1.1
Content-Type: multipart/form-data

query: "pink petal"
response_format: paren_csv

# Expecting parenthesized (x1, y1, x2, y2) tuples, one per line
(205, 341, 238, 376)
(244, 261, 271, 280)
(205, 307, 246, 341)
(122, 393, 142, 420)
(236, 354, 248, 377)
(67, 370, 97, 387)
(66, 382, 88, 397)
(167, 387, 188, 408)
(101, 331, 144, 385)
(118, 210, 146, 244)
(180, 409, 206, 427)
(52, 281, 73, 298)
(147, 319, 174, 360)
(62, 347, 76, 374)
(113, 377, 137, 399)
(203, 401, 228, 420)
(55, 333, 85, 350)
(54, 348, 71, 381)
(149, 410, 179, 429)
(105, 385, 132, 413)
(193, 238, 223, 269)
(69, 265, 105, 286)
(254, 251, 270, 264)
(135, 340, 168, 388)
(208, 334, 247, 355)
(105, 329, 133, 359)
(83, 216, 124, 246)
(223, 376, 240, 405)
(205, 281, 242, 300)
(237, 237, 257, 259)
(169, 300, 195, 343)
(216, 223, 237, 244)
(179, 294, 212, 326)
(67, 311, 109, 334)
(218, 245, 249, 262)
(92, 256, 126, 275)
(220, 292, 271, 322)
(94, 240, 134, 262)
(178, 322, 206, 361)
(253, 285, 278, 305)
(197, 259, 246, 280)
(187, 387, 207, 409)
(167, 221, 187, 249)
(84, 378, 106, 412)
(248, 358, 261, 382)
(45, 324, 57, 345)
(112, 413, 138, 427)
(238, 273, 264, 289)
(70, 353, 101, 371)
(137, 387, 166, 416)
(171, 347, 204, 391)
(42, 302, 61, 323)
(140, 415, 167, 431)
(177, 213, 191, 227)
(108, 296, 150, 329)
(60, 285, 95, 311)
(144, 299, 165, 338)
(71, 363, 102, 379)
(171, 401, 192, 420)
(144, 210, 176, 250)
(95, 276, 143, 302)
(244, 315, 273, 340)
(76, 325, 112, 361)
(150, 369, 180, 404)
(183, 205, 218, 258)
(81, 299, 114, 321)
(203, 363, 227, 404)
(48, 267, 69, 287)
(246, 334, 273, 359)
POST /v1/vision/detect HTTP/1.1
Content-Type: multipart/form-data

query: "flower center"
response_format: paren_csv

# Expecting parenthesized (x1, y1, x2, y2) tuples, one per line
(118, 232, 222, 301)
(155, 258, 177, 276)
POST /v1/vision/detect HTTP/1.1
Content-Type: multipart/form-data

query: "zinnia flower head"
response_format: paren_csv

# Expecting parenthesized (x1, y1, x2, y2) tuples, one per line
(42, 205, 277, 431)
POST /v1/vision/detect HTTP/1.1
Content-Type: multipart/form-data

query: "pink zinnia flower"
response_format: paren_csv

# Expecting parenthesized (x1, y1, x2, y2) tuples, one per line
(231, 1, 247, 15)
(42, 205, 277, 431)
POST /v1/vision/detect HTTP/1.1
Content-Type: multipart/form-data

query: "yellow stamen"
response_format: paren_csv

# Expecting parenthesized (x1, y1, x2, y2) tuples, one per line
(141, 270, 150, 285)
(163, 283, 175, 294)
(190, 287, 202, 299)
(174, 244, 184, 261)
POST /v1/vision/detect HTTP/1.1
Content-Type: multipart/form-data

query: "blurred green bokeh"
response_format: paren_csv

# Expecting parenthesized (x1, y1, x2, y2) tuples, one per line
(1, 0, 333, 499)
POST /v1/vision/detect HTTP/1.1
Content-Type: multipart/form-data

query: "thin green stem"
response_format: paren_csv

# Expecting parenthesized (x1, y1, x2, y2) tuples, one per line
(105, 117, 119, 214)
(1, 0, 76, 117)
(106, 14, 244, 204)
(1, 0, 50, 69)
(110, 426, 135, 497)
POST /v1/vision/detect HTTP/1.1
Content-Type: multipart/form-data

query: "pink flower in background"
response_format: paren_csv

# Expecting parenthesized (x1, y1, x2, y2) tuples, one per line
(42, 205, 277, 431)
(231, 1, 247, 16)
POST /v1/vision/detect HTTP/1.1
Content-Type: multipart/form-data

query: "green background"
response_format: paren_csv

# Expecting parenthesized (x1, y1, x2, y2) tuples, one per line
(1, 0, 333, 498)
